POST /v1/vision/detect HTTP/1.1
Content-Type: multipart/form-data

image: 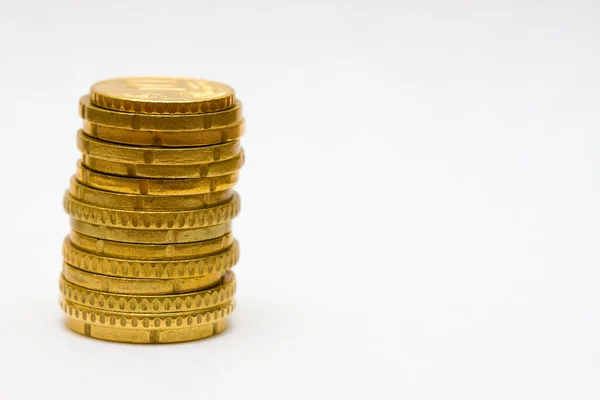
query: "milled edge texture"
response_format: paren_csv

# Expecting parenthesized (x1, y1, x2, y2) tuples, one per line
(60, 271, 236, 312)
(60, 297, 235, 329)
(64, 191, 241, 229)
(63, 238, 240, 278)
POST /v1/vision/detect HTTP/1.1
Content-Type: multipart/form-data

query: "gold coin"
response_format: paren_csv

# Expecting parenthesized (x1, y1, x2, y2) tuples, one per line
(63, 237, 239, 279)
(69, 177, 233, 211)
(82, 119, 244, 147)
(90, 77, 235, 114)
(61, 296, 233, 329)
(70, 219, 231, 244)
(77, 130, 241, 165)
(76, 164, 239, 195)
(69, 231, 234, 260)
(65, 191, 240, 230)
(60, 270, 235, 312)
(62, 263, 224, 295)
(80, 95, 242, 131)
(81, 150, 244, 178)
(64, 316, 228, 344)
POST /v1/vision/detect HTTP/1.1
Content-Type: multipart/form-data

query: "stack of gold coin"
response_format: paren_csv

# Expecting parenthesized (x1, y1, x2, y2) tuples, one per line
(60, 77, 244, 344)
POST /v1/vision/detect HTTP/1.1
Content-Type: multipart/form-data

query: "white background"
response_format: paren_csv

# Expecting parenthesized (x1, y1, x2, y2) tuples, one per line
(0, 0, 598, 398)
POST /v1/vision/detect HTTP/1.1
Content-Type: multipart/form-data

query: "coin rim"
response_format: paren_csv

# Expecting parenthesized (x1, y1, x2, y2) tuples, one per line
(80, 95, 243, 131)
(62, 262, 224, 295)
(82, 119, 245, 147)
(81, 150, 244, 179)
(64, 316, 229, 343)
(69, 219, 232, 244)
(63, 237, 240, 279)
(64, 191, 240, 229)
(76, 163, 239, 196)
(69, 177, 234, 211)
(60, 271, 236, 312)
(68, 231, 234, 261)
(61, 296, 234, 328)
(77, 130, 242, 165)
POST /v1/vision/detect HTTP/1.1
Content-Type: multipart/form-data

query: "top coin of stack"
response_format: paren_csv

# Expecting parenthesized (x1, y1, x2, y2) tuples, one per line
(60, 77, 245, 344)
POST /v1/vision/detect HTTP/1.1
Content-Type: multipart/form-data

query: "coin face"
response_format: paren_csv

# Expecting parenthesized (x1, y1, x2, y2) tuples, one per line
(90, 77, 235, 114)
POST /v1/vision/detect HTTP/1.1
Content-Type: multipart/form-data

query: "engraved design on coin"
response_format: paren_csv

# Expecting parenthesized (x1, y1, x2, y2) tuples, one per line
(118, 78, 227, 101)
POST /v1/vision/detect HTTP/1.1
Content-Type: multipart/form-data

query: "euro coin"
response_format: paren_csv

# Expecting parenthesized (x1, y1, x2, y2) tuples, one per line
(82, 119, 244, 147)
(70, 219, 232, 244)
(62, 263, 224, 295)
(69, 177, 233, 211)
(60, 270, 235, 313)
(76, 163, 239, 195)
(61, 297, 233, 329)
(63, 237, 239, 279)
(80, 95, 242, 131)
(81, 150, 244, 178)
(90, 77, 235, 114)
(69, 231, 234, 260)
(64, 191, 240, 229)
(65, 316, 229, 344)
(77, 130, 241, 165)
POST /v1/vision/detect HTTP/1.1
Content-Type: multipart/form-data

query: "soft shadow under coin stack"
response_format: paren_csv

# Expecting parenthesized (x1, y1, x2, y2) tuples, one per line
(60, 78, 245, 344)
